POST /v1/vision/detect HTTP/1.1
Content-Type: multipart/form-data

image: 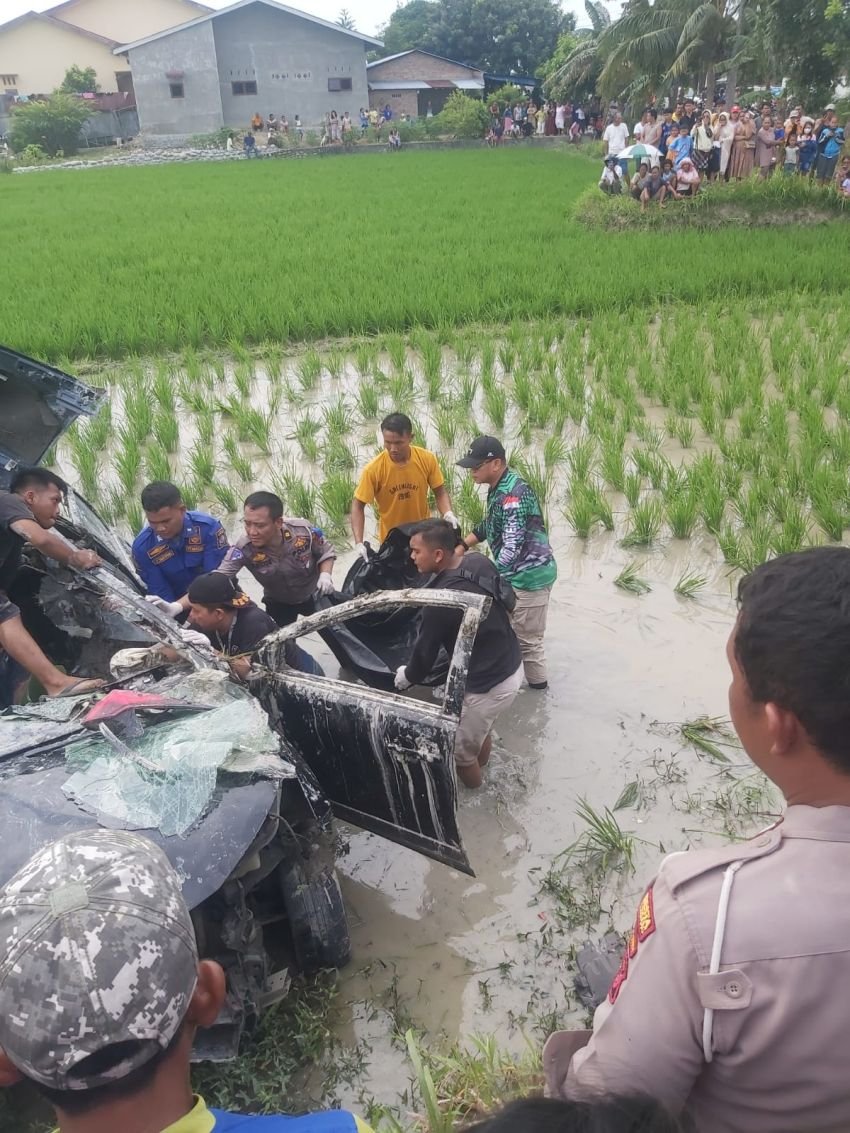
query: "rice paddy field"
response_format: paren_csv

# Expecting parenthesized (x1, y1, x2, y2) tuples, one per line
(4, 147, 850, 1129)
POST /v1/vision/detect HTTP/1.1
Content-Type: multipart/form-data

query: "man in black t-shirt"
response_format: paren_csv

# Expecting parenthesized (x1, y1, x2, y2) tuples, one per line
(0, 467, 103, 705)
(395, 519, 522, 789)
(186, 572, 322, 680)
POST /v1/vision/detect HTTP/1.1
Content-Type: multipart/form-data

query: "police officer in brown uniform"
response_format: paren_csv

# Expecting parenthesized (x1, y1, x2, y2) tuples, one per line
(545, 546, 850, 1133)
(217, 491, 336, 627)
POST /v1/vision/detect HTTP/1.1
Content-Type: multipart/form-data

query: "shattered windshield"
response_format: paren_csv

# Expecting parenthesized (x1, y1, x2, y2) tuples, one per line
(62, 674, 294, 837)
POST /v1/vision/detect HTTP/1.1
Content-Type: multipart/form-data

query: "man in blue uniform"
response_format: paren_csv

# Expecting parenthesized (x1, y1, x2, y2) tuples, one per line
(132, 482, 229, 617)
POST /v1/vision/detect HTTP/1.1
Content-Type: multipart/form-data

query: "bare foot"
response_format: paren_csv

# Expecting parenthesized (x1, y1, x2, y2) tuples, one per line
(46, 676, 105, 698)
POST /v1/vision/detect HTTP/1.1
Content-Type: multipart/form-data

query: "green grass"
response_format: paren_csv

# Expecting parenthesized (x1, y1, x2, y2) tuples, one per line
(4, 151, 850, 362)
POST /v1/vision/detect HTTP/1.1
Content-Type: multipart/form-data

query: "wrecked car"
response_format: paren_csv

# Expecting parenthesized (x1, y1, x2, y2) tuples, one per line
(0, 346, 481, 1057)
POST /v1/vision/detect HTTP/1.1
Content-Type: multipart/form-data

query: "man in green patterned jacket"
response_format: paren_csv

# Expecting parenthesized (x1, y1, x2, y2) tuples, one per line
(457, 436, 557, 690)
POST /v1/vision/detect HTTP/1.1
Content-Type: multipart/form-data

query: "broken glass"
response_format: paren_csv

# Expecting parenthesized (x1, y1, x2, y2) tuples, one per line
(63, 680, 289, 837)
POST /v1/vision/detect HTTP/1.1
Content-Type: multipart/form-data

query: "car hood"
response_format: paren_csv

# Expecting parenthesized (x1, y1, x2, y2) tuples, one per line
(0, 346, 105, 487)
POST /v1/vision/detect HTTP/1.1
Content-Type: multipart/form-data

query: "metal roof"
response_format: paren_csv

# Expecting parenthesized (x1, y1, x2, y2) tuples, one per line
(368, 77, 485, 91)
(114, 0, 382, 54)
(367, 49, 483, 74)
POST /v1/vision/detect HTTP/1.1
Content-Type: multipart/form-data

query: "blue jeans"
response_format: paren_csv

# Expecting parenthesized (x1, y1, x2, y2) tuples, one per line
(617, 156, 629, 177)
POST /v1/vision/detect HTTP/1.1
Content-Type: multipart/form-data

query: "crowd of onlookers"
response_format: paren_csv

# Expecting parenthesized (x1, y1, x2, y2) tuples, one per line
(242, 106, 404, 151)
(597, 96, 849, 207)
(486, 98, 595, 144)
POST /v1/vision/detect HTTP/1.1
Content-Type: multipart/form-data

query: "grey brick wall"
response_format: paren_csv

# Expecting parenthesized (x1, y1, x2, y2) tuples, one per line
(129, 22, 223, 136)
(368, 52, 483, 83)
(213, 5, 370, 129)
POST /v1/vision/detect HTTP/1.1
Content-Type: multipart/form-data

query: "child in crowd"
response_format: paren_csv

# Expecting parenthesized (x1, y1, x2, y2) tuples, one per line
(798, 122, 818, 173)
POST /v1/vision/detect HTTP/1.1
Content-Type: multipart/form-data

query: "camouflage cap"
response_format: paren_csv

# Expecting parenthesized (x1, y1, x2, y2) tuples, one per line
(0, 829, 198, 1091)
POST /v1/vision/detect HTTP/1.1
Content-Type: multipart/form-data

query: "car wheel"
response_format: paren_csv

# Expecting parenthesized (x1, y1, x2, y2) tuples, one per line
(278, 860, 351, 973)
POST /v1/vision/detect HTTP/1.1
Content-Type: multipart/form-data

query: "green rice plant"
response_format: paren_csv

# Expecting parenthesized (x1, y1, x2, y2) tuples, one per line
(152, 360, 176, 415)
(665, 489, 700, 539)
(355, 381, 380, 421)
(223, 432, 254, 484)
(543, 435, 569, 471)
(483, 384, 507, 430)
(737, 518, 775, 572)
(567, 437, 596, 485)
(153, 411, 179, 454)
(698, 396, 718, 439)
(564, 485, 597, 538)
(388, 368, 416, 406)
(318, 472, 355, 536)
(114, 433, 142, 495)
(297, 350, 322, 391)
(187, 443, 215, 487)
(384, 334, 407, 374)
(84, 404, 112, 451)
(354, 342, 376, 376)
(513, 369, 533, 413)
(291, 412, 321, 462)
(667, 415, 695, 449)
(680, 716, 737, 762)
(236, 407, 273, 453)
(529, 392, 553, 431)
(700, 480, 727, 535)
(144, 440, 171, 483)
(563, 797, 635, 875)
(234, 361, 254, 401)
(623, 470, 643, 508)
(434, 403, 461, 448)
(588, 483, 614, 530)
(515, 415, 532, 446)
(123, 388, 153, 444)
(497, 344, 516, 375)
(513, 457, 552, 527)
(325, 348, 345, 380)
(479, 341, 495, 383)
(259, 341, 284, 382)
(771, 502, 808, 556)
(419, 336, 443, 400)
(196, 409, 215, 448)
(458, 372, 478, 410)
(614, 562, 651, 595)
(634, 421, 664, 448)
(810, 467, 846, 541)
(674, 570, 707, 598)
(456, 476, 485, 531)
(600, 438, 626, 493)
(177, 480, 201, 510)
(322, 396, 352, 437)
(126, 499, 143, 538)
(211, 480, 239, 513)
(717, 523, 743, 568)
(621, 497, 664, 547)
(68, 437, 100, 500)
(323, 434, 356, 473)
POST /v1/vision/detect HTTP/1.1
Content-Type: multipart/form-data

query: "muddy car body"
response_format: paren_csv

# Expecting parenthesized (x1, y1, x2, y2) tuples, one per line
(0, 347, 477, 1056)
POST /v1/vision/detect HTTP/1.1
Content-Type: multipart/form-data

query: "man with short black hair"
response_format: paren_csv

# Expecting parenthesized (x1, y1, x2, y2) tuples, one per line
(396, 519, 522, 789)
(545, 546, 850, 1132)
(457, 437, 557, 691)
(217, 491, 336, 628)
(186, 572, 321, 679)
(133, 481, 228, 617)
(677, 97, 696, 133)
(0, 828, 372, 1132)
(351, 413, 457, 559)
(0, 467, 103, 703)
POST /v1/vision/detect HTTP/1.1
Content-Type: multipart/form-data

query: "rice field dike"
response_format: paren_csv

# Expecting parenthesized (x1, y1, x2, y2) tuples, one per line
(2, 147, 849, 361)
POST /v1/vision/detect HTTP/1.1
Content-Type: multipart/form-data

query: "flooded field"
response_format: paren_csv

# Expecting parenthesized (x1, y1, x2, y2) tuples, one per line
(54, 301, 849, 1122)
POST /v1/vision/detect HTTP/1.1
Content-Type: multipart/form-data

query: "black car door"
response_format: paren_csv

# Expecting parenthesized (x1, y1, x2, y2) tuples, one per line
(251, 589, 488, 876)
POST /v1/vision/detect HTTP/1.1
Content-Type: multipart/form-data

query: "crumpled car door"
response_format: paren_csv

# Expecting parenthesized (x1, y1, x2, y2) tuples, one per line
(250, 589, 487, 876)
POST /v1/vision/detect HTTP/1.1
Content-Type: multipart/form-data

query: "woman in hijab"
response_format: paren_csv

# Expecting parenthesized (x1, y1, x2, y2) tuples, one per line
(715, 110, 735, 180)
(675, 156, 701, 196)
(755, 114, 778, 177)
(729, 107, 756, 179)
(691, 109, 714, 174)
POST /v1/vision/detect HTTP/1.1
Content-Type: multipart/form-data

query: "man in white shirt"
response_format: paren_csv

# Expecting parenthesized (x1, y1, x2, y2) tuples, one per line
(603, 111, 630, 177)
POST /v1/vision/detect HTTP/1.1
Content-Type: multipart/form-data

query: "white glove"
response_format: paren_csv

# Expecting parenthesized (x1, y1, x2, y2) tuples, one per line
(316, 572, 334, 596)
(394, 665, 412, 691)
(179, 628, 214, 652)
(355, 542, 369, 562)
(145, 595, 183, 619)
(443, 511, 460, 529)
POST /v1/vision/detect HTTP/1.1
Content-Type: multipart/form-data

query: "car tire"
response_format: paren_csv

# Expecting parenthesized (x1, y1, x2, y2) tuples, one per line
(278, 860, 351, 973)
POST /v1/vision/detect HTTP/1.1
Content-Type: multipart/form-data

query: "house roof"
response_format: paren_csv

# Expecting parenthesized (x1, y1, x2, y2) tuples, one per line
(47, 0, 212, 20)
(368, 78, 484, 91)
(114, 0, 382, 54)
(0, 9, 118, 46)
(367, 49, 483, 74)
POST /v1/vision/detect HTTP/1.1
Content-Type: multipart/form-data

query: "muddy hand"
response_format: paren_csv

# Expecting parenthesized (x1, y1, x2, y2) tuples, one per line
(70, 548, 101, 570)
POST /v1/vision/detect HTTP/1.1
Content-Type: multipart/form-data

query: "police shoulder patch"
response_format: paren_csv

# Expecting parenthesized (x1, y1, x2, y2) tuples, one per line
(215, 526, 228, 549)
(636, 886, 656, 943)
(607, 885, 656, 1005)
(231, 592, 251, 608)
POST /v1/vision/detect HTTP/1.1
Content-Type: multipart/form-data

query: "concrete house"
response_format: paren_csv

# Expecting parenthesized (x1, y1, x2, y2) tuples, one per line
(0, 0, 209, 96)
(116, 0, 382, 139)
(367, 50, 484, 120)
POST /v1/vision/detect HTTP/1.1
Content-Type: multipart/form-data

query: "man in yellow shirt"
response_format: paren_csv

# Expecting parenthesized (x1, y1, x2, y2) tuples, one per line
(0, 829, 373, 1133)
(350, 412, 457, 557)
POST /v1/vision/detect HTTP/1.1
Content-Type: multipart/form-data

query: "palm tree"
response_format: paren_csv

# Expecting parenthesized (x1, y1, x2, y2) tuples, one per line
(544, 0, 611, 102)
(596, 0, 736, 104)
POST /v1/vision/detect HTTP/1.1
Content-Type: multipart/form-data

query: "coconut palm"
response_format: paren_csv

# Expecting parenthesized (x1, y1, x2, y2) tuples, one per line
(543, 0, 611, 102)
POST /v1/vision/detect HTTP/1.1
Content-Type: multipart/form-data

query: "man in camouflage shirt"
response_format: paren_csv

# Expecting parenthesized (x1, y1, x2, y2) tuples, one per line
(0, 829, 373, 1133)
(458, 436, 557, 690)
